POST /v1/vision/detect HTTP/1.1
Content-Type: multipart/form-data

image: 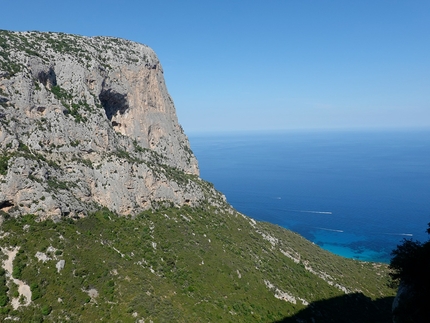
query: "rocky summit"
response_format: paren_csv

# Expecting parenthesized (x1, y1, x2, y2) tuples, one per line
(0, 30, 203, 219)
(0, 30, 397, 322)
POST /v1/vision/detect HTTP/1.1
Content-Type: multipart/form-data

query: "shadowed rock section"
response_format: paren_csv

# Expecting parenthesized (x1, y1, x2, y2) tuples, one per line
(0, 200, 14, 211)
(99, 89, 129, 121)
(274, 293, 395, 323)
(28, 57, 57, 89)
(37, 67, 57, 88)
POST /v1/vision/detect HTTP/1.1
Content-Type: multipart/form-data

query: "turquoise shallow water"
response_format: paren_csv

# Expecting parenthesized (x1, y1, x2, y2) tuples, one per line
(189, 129, 430, 263)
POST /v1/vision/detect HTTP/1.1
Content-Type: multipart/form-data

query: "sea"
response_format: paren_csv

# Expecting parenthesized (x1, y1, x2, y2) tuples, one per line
(188, 129, 430, 263)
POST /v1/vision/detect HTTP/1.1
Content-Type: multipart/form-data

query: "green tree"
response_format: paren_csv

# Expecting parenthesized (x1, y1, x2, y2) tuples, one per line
(390, 223, 430, 322)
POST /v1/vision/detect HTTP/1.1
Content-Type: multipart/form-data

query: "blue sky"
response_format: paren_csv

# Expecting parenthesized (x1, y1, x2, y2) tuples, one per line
(2, 1, 430, 133)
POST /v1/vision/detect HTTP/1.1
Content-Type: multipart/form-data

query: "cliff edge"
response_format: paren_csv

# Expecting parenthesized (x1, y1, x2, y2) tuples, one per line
(0, 30, 203, 218)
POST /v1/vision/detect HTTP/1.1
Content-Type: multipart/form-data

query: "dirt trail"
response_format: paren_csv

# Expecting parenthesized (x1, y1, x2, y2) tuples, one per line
(1, 247, 32, 309)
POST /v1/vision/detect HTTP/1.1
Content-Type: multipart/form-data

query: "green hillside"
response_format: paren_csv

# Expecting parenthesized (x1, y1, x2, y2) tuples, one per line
(0, 194, 395, 322)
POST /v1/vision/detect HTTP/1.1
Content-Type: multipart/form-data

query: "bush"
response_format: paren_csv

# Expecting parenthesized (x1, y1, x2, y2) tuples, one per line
(0, 306, 10, 315)
(30, 283, 41, 301)
(0, 295, 8, 307)
(12, 252, 27, 280)
(50, 85, 71, 100)
(0, 155, 9, 175)
(390, 223, 430, 283)
(41, 305, 51, 315)
(74, 268, 88, 277)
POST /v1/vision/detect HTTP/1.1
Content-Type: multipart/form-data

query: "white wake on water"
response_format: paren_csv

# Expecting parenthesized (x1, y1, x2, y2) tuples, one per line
(314, 227, 344, 233)
(298, 210, 333, 215)
(382, 233, 413, 236)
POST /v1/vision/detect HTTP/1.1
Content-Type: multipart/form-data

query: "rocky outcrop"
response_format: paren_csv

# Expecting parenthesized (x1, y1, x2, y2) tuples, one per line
(0, 30, 203, 218)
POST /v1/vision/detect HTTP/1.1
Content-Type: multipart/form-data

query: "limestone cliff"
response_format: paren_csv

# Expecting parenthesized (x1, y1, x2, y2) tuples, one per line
(0, 30, 204, 218)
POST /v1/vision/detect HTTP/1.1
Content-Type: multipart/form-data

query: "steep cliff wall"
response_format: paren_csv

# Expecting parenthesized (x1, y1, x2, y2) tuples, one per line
(0, 30, 203, 218)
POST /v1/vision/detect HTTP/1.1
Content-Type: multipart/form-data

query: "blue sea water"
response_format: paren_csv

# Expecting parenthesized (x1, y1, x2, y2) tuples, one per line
(188, 129, 430, 263)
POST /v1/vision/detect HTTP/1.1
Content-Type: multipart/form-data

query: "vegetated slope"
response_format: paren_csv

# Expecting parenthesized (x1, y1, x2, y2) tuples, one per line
(0, 197, 395, 322)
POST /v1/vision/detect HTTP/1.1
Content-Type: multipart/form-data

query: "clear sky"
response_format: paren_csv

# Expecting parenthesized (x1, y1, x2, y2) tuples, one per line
(2, 1, 430, 133)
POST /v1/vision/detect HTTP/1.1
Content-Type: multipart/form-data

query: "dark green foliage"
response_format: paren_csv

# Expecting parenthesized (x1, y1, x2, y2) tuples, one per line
(18, 141, 31, 154)
(0, 295, 8, 307)
(74, 268, 89, 277)
(25, 49, 41, 57)
(133, 140, 147, 153)
(46, 178, 69, 191)
(12, 249, 27, 280)
(390, 224, 430, 284)
(30, 283, 41, 301)
(160, 163, 196, 185)
(50, 85, 72, 101)
(0, 32, 23, 76)
(389, 223, 430, 322)
(70, 140, 80, 147)
(390, 240, 425, 283)
(0, 154, 9, 175)
(50, 86, 90, 123)
(41, 305, 51, 315)
(33, 81, 41, 91)
(69, 103, 88, 123)
(0, 308, 10, 316)
(0, 88, 7, 97)
(115, 148, 133, 161)
(0, 269, 9, 307)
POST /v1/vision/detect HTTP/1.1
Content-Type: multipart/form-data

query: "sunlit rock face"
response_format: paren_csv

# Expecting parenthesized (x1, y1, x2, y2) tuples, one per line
(0, 30, 201, 218)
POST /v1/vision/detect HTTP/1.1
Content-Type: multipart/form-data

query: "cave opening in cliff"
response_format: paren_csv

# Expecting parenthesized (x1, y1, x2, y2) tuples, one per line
(99, 89, 129, 121)
(37, 67, 57, 88)
(0, 200, 14, 211)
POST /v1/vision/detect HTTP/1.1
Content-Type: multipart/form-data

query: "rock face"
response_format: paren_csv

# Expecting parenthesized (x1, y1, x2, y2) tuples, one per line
(0, 30, 203, 218)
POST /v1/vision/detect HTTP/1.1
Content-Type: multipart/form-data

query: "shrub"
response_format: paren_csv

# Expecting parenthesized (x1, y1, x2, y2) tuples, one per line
(0, 155, 9, 175)
(12, 252, 27, 280)
(41, 305, 51, 315)
(390, 223, 430, 284)
(0, 295, 8, 307)
(0, 268, 8, 307)
(30, 283, 41, 301)
(50, 85, 71, 101)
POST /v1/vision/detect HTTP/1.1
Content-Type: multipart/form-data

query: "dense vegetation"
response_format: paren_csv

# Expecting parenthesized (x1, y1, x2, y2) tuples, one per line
(0, 204, 395, 322)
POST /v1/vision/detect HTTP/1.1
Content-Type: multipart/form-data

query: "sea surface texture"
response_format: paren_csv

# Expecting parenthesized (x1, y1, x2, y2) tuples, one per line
(189, 129, 430, 263)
